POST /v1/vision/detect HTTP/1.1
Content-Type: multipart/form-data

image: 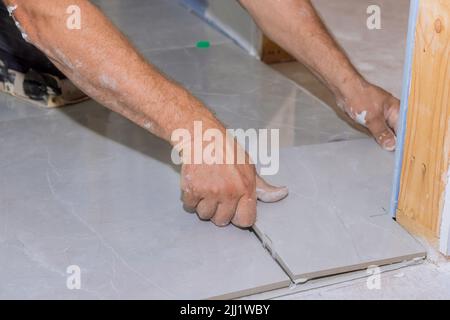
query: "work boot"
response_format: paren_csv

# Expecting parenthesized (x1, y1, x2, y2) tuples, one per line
(0, 56, 87, 108)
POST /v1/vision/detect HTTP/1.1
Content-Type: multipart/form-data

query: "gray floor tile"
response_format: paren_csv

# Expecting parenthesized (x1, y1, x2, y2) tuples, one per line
(0, 94, 57, 123)
(0, 0, 423, 299)
(254, 139, 425, 283)
(0, 101, 289, 299)
(145, 43, 367, 147)
(92, 0, 230, 52)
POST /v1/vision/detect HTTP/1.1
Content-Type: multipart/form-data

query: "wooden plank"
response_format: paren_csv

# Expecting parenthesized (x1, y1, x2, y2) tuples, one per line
(260, 35, 295, 64)
(397, 0, 450, 242)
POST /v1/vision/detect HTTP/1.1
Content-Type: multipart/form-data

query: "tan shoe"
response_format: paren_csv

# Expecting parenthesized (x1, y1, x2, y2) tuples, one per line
(0, 61, 88, 108)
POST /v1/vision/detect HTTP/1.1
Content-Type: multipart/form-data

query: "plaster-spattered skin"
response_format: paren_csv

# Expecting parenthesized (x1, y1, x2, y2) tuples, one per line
(239, 0, 399, 152)
(7, 4, 28, 41)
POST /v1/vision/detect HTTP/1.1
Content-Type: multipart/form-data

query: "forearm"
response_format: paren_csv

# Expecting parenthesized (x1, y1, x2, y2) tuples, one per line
(4, 0, 223, 142)
(240, 0, 366, 103)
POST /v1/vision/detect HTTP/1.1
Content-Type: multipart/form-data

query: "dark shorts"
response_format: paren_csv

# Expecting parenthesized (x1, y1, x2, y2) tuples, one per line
(0, 2, 64, 77)
(0, 3, 88, 107)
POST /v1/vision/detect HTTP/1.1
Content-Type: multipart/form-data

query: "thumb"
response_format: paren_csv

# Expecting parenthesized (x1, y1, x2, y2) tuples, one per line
(385, 95, 400, 133)
(367, 116, 397, 152)
(256, 175, 289, 203)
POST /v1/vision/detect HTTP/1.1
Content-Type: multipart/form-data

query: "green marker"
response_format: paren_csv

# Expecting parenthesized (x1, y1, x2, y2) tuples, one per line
(196, 41, 210, 49)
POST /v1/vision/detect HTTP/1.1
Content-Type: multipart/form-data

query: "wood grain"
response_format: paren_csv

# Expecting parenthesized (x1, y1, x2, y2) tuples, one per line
(398, 0, 450, 240)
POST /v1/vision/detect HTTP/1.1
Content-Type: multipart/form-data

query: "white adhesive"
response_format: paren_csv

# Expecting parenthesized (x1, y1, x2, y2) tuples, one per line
(355, 110, 368, 126)
(99, 74, 117, 91)
(15, 21, 29, 41)
(143, 121, 153, 130)
(294, 278, 309, 284)
(288, 282, 297, 290)
(7, 4, 17, 15)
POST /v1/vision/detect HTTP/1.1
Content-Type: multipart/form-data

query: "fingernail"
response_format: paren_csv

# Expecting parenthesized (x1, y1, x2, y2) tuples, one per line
(256, 186, 289, 203)
(212, 220, 230, 227)
(382, 137, 396, 152)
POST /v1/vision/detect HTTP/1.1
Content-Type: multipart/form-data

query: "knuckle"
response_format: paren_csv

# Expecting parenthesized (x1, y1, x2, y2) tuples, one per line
(225, 183, 238, 198)
(209, 184, 221, 197)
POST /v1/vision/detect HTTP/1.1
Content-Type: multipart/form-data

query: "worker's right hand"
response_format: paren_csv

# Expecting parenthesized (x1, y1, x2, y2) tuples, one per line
(338, 82, 400, 152)
(180, 140, 288, 228)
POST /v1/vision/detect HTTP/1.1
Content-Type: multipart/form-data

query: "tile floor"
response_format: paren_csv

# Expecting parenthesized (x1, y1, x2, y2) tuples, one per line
(267, 0, 450, 299)
(0, 0, 448, 299)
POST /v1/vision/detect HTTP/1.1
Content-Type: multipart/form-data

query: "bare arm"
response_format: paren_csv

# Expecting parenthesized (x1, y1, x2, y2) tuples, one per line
(4, 0, 287, 227)
(4, 0, 217, 142)
(240, 0, 399, 151)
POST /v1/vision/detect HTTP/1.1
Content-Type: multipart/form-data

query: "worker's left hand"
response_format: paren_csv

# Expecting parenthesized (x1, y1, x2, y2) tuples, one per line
(338, 83, 400, 152)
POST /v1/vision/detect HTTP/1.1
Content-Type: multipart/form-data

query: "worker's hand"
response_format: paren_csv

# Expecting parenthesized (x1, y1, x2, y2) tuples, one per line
(338, 83, 400, 152)
(180, 142, 288, 228)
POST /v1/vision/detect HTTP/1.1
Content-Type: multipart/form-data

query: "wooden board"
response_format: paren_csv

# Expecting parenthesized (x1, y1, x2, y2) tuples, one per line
(261, 35, 295, 64)
(397, 0, 450, 241)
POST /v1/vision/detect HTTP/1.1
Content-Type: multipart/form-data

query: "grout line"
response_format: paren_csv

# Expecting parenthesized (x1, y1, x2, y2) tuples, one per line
(265, 258, 426, 300)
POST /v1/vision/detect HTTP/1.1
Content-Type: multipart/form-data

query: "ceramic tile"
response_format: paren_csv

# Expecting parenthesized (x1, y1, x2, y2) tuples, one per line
(0, 94, 57, 123)
(91, 0, 230, 52)
(0, 0, 424, 299)
(144, 43, 367, 147)
(254, 139, 426, 283)
(0, 101, 289, 299)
